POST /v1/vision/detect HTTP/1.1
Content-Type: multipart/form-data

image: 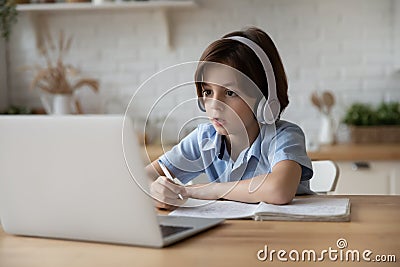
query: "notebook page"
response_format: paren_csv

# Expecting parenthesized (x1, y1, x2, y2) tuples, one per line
(255, 198, 349, 217)
(180, 198, 213, 207)
(169, 200, 259, 219)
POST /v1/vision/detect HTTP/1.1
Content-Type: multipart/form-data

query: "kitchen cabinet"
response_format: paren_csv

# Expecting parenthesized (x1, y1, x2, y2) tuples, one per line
(333, 161, 398, 195)
(392, 164, 400, 194)
(309, 144, 400, 195)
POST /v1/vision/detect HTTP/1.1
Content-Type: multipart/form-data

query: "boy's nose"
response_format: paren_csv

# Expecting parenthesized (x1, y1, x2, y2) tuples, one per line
(208, 96, 225, 111)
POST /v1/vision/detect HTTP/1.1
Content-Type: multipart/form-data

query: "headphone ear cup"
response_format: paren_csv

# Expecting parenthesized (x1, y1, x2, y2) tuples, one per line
(197, 98, 206, 112)
(256, 97, 267, 123)
(263, 99, 281, 124)
(257, 98, 280, 124)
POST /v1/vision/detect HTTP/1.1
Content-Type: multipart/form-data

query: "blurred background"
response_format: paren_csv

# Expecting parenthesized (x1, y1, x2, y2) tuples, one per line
(1, 0, 399, 145)
(1, 0, 400, 195)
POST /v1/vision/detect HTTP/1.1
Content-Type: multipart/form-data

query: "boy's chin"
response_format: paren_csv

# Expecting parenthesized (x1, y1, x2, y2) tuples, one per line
(212, 124, 228, 135)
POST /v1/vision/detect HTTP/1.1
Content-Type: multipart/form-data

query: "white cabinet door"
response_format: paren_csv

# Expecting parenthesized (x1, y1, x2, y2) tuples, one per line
(390, 163, 400, 195)
(333, 161, 395, 195)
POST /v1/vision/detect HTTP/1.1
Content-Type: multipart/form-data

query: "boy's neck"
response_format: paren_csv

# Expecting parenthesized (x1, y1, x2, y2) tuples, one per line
(225, 123, 260, 162)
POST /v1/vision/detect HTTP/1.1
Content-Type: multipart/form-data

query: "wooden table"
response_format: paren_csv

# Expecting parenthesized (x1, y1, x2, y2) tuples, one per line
(1, 196, 399, 267)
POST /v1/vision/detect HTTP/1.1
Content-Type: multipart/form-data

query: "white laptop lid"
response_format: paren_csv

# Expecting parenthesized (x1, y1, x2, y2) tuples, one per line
(0, 115, 165, 247)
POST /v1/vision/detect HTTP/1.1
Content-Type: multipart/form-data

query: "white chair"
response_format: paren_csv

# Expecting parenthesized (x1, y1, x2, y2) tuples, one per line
(310, 160, 340, 194)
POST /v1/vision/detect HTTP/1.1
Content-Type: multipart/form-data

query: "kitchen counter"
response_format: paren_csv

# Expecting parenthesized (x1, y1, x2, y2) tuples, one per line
(307, 143, 400, 161)
(145, 143, 400, 162)
(310, 144, 400, 195)
(143, 144, 174, 163)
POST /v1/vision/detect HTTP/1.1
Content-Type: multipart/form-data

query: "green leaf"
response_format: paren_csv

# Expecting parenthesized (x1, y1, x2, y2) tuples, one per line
(0, 0, 18, 41)
(343, 102, 400, 126)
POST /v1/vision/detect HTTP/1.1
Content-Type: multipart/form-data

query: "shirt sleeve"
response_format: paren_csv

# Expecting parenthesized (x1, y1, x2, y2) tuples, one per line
(158, 127, 205, 184)
(267, 123, 313, 181)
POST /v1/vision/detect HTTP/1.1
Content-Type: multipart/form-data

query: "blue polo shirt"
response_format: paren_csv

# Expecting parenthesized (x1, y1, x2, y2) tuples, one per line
(159, 120, 314, 195)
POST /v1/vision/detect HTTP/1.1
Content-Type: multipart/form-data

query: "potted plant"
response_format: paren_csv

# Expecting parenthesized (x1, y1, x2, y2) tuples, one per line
(0, 0, 18, 42)
(25, 30, 99, 114)
(343, 102, 400, 143)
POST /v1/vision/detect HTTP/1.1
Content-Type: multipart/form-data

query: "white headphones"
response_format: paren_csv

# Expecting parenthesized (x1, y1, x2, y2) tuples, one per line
(197, 36, 280, 124)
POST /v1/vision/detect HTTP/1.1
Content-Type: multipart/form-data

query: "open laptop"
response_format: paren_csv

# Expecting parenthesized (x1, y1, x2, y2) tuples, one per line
(0, 115, 223, 247)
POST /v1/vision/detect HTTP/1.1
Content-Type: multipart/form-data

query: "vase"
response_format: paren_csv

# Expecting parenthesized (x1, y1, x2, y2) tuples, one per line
(318, 114, 335, 145)
(40, 93, 76, 115)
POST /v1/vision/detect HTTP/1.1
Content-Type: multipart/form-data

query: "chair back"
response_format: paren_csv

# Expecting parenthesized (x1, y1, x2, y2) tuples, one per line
(310, 160, 339, 193)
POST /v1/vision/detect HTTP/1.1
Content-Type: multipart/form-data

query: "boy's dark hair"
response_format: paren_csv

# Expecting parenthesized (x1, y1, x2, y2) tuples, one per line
(195, 27, 289, 116)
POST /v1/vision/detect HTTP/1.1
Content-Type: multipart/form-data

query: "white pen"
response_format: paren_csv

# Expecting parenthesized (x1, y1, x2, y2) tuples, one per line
(158, 160, 184, 200)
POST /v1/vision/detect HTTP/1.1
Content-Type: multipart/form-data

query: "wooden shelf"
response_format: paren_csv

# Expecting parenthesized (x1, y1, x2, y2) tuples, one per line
(17, 1, 196, 12)
(16, 1, 196, 48)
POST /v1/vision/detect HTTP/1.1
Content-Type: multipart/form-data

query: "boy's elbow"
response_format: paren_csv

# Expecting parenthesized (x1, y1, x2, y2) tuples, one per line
(267, 194, 293, 205)
(261, 185, 295, 205)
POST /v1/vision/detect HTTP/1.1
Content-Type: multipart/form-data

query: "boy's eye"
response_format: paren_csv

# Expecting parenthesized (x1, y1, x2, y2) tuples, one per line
(226, 90, 238, 97)
(202, 89, 212, 96)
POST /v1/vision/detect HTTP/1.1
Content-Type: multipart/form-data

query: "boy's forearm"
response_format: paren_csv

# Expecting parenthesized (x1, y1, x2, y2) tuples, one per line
(186, 161, 301, 204)
(186, 176, 294, 204)
(145, 162, 162, 182)
(219, 174, 298, 204)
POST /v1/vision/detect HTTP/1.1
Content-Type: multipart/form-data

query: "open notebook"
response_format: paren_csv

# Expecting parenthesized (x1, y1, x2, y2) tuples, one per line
(170, 197, 351, 222)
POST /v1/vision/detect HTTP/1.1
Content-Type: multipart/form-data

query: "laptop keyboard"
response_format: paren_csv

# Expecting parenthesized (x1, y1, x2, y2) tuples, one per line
(160, 225, 193, 238)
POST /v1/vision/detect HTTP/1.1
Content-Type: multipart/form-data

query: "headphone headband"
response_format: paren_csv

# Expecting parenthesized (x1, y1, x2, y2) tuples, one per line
(225, 36, 280, 123)
(225, 36, 278, 103)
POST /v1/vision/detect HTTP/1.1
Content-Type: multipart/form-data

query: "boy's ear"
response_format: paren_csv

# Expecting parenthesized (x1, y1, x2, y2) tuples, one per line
(197, 98, 206, 112)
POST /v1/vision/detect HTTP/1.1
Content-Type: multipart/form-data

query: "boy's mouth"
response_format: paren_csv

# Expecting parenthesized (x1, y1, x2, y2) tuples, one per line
(211, 118, 226, 127)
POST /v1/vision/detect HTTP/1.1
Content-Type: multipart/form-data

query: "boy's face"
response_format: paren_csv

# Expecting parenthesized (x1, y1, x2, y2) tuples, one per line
(201, 65, 259, 137)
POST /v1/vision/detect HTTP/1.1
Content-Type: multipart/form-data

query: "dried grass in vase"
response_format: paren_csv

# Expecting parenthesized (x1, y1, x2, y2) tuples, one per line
(25, 30, 99, 95)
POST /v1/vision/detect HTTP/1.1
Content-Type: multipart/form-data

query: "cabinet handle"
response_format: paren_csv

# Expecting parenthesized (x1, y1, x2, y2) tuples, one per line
(351, 161, 370, 171)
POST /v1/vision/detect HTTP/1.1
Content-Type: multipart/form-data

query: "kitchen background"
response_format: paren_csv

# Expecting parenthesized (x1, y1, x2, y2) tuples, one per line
(1, 0, 400, 146)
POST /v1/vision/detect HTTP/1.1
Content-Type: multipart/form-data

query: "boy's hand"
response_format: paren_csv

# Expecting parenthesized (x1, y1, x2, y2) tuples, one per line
(150, 176, 187, 210)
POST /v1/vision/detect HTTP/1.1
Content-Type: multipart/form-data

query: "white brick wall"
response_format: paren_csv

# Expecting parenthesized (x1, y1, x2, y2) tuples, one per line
(0, 38, 7, 110)
(395, 0, 400, 69)
(4, 0, 400, 142)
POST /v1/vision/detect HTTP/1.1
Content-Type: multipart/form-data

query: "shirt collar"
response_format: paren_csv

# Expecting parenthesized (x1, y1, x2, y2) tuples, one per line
(201, 132, 221, 151)
(245, 132, 262, 161)
(201, 130, 262, 162)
